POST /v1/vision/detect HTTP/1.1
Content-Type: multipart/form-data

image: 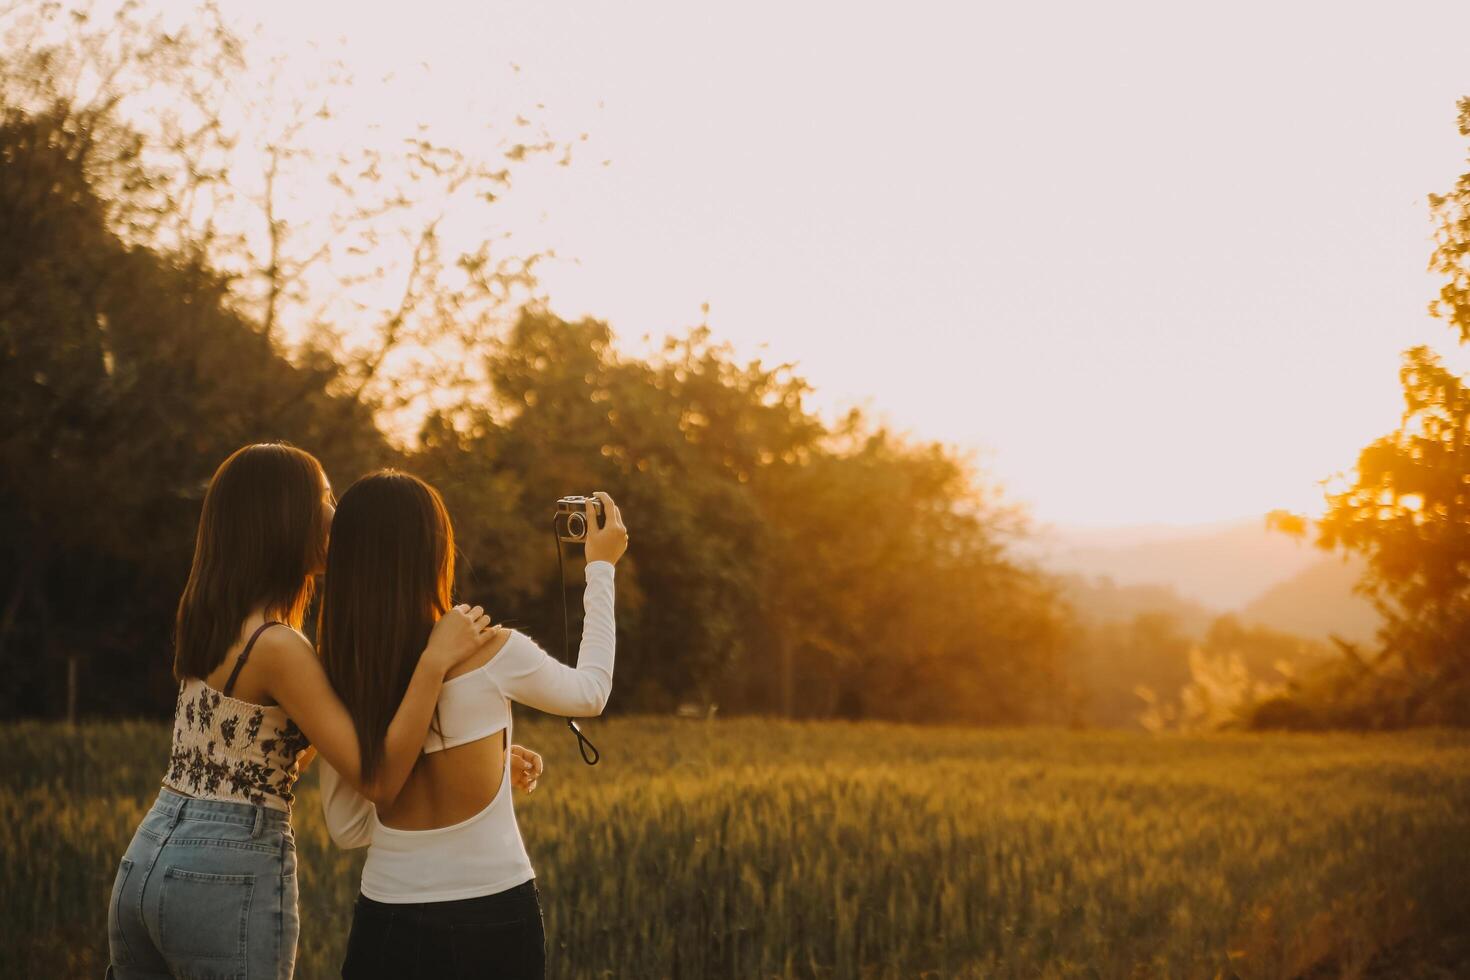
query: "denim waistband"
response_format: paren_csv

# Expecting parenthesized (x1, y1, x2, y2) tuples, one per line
(154, 787, 292, 831)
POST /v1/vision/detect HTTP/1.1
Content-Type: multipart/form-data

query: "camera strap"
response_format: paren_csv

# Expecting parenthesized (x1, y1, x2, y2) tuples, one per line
(554, 517, 601, 765)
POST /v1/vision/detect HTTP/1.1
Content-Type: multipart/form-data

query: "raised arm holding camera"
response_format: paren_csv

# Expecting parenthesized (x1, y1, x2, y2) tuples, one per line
(318, 483, 628, 980)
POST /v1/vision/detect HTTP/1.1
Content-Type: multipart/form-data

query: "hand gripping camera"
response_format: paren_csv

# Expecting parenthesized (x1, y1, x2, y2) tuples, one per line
(552, 493, 609, 766)
(554, 495, 606, 543)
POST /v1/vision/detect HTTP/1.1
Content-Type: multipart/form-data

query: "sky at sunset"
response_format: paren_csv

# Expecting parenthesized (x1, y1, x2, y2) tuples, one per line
(231, 0, 1470, 529)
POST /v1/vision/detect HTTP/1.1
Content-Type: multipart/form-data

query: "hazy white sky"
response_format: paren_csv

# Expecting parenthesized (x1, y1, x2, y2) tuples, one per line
(236, 0, 1470, 529)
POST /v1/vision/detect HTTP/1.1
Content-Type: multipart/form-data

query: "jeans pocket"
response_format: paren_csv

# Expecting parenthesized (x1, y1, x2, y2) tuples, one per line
(107, 858, 135, 966)
(159, 867, 254, 973)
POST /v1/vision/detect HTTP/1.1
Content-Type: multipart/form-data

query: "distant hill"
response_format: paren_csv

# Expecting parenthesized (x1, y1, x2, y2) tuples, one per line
(1024, 516, 1382, 728)
(1051, 572, 1218, 637)
(1022, 514, 1323, 610)
(1020, 512, 1382, 643)
(1236, 554, 1381, 644)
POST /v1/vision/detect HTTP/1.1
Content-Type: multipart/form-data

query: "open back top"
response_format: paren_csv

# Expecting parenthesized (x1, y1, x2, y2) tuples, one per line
(320, 560, 616, 903)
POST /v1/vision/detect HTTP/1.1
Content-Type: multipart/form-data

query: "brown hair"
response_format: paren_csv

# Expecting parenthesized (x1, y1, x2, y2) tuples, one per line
(173, 443, 331, 680)
(318, 470, 455, 781)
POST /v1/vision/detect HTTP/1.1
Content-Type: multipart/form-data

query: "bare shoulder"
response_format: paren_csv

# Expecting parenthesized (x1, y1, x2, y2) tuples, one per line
(445, 626, 515, 680)
(250, 624, 320, 670)
(228, 624, 325, 706)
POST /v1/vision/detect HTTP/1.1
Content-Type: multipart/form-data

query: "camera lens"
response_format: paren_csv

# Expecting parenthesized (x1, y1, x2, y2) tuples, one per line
(567, 512, 587, 538)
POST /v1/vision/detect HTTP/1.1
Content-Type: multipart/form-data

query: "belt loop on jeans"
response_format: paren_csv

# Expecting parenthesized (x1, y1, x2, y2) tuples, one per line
(251, 806, 265, 839)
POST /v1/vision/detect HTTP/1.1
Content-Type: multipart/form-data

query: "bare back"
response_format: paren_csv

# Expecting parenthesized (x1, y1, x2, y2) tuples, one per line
(377, 627, 513, 830)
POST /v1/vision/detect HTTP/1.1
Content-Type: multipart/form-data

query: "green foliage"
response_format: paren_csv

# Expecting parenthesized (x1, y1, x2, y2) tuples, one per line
(1251, 99, 1470, 729)
(0, 3, 1386, 731)
(1075, 611, 1195, 727)
(409, 309, 1067, 722)
(1256, 345, 1470, 727)
(1075, 611, 1330, 730)
(1429, 96, 1470, 342)
(1316, 346, 1470, 673)
(0, 101, 390, 717)
(4, 720, 1468, 978)
(0, 77, 1068, 723)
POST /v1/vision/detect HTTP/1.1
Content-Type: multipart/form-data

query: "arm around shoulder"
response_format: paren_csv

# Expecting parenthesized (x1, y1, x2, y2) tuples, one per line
(258, 625, 456, 810)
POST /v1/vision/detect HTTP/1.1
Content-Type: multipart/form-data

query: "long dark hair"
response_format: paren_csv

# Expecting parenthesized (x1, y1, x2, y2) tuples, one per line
(173, 443, 331, 681)
(318, 470, 455, 781)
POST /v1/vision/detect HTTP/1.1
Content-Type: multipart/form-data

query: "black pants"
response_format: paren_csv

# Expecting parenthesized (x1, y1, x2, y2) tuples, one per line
(341, 879, 546, 979)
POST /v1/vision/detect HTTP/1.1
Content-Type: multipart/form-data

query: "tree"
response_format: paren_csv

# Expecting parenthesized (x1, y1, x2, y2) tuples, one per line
(412, 307, 1078, 724)
(0, 0, 559, 718)
(1, 3, 1084, 728)
(1314, 347, 1470, 677)
(461, 311, 771, 712)
(1256, 97, 1470, 727)
(0, 2, 565, 420)
(1429, 97, 1470, 343)
(0, 99, 389, 718)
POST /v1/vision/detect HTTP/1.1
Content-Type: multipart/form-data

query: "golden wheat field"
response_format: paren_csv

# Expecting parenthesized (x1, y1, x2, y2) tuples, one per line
(2, 718, 1467, 979)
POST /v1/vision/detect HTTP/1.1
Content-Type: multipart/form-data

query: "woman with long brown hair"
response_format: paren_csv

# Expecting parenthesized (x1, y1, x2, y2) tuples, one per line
(317, 473, 627, 980)
(106, 443, 503, 980)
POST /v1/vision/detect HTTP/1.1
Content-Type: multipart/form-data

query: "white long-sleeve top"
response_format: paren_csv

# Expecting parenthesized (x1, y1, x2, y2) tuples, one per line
(319, 560, 616, 902)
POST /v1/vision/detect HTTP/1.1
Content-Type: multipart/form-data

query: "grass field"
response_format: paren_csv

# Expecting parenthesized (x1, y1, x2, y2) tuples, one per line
(2, 718, 1468, 979)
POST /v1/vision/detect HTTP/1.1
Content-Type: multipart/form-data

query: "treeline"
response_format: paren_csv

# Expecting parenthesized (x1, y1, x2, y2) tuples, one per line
(5, 5, 1467, 729)
(0, 62, 1074, 723)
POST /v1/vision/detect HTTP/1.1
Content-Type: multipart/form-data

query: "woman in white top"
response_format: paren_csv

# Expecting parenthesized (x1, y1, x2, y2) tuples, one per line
(105, 444, 503, 980)
(316, 473, 627, 980)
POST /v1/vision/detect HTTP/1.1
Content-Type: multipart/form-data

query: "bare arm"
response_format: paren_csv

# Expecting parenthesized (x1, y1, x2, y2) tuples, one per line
(262, 606, 495, 808)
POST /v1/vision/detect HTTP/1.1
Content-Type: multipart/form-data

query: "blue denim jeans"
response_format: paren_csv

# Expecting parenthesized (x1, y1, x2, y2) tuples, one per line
(107, 788, 299, 980)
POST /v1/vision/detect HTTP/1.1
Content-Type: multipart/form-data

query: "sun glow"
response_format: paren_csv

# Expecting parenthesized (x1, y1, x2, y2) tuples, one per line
(79, 0, 1470, 527)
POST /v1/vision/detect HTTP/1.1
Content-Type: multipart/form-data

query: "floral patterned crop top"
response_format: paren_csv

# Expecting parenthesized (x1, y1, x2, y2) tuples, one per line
(162, 622, 311, 812)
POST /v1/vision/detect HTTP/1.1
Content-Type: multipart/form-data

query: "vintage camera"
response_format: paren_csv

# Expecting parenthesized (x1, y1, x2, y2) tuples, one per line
(554, 495, 606, 543)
